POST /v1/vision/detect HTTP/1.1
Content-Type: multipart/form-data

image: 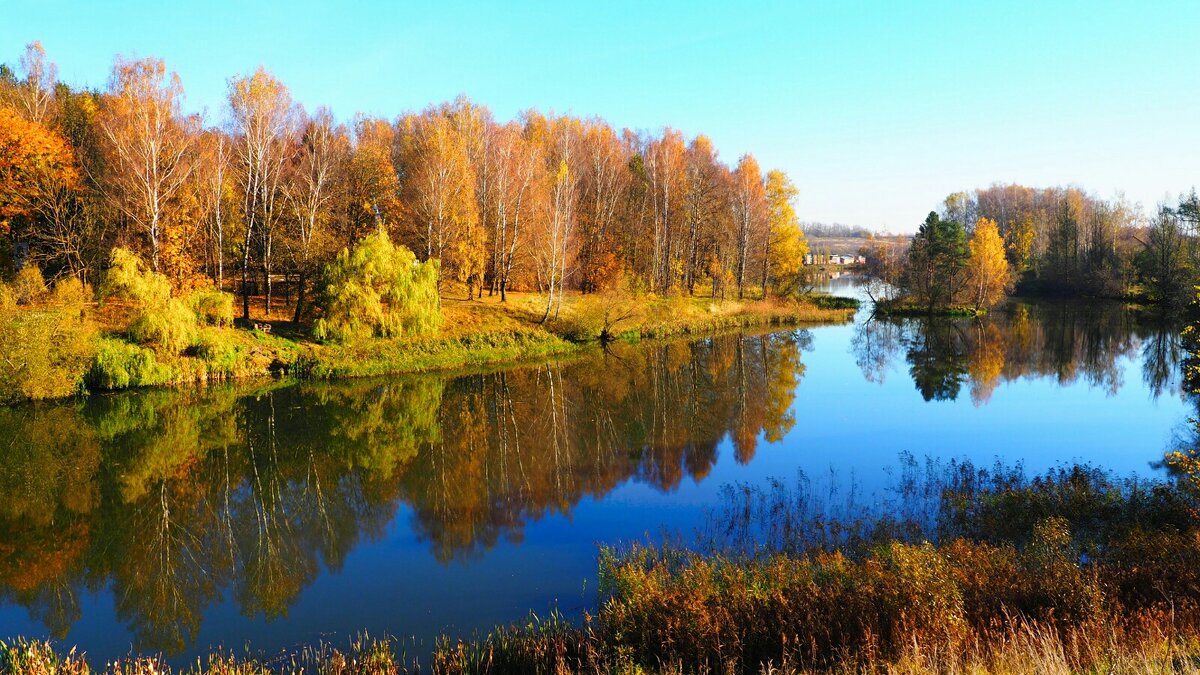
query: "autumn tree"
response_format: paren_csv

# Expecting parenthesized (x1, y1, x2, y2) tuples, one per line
(535, 115, 580, 321)
(575, 119, 629, 292)
(731, 154, 766, 299)
(7, 42, 57, 124)
(97, 56, 198, 275)
(965, 217, 1010, 309)
(682, 135, 729, 295)
(645, 128, 686, 291)
(483, 121, 544, 301)
(285, 108, 347, 321)
(192, 130, 233, 287)
(227, 67, 297, 320)
(0, 106, 80, 248)
(399, 111, 480, 296)
(763, 169, 807, 297)
(345, 115, 401, 240)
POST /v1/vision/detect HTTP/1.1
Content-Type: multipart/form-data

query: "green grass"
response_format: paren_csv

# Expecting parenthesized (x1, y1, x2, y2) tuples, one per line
(1, 289, 854, 401)
(875, 301, 986, 318)
(295, 328, 580, 380)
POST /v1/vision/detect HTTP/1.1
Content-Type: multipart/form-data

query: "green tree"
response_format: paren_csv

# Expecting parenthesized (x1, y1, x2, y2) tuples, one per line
(313, 230, 441, 342)
(904, 211, 967, 311)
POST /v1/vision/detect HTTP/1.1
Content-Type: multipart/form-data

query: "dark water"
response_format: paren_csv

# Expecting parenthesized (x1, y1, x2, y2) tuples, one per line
(0, 279, 1188, 662)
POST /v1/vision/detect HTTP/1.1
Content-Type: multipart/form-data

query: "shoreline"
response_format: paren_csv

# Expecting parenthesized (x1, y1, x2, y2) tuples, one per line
(28, 296, 856, 405)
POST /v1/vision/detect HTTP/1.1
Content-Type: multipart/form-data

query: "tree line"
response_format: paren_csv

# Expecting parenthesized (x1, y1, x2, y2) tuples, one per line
(865, 184, 1200, 311)
(0, 42, 809, 327)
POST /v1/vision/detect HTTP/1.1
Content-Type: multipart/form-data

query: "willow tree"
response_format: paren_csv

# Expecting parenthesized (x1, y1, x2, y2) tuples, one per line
(313, 230, 441, 342)
(97, 56, 197, 274)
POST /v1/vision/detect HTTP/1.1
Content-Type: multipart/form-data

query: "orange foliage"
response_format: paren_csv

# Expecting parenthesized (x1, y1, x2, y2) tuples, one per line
(0, 105, 80, 233)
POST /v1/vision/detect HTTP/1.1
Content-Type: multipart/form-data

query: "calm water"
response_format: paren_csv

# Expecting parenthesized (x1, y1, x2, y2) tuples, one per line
(0, 278, 1189, 662)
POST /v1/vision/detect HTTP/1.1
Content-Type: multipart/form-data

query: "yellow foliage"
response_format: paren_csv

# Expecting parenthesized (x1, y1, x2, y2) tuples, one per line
(966, 217, 1010, 309)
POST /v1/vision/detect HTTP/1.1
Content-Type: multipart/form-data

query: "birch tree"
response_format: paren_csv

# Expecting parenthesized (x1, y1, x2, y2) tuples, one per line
(285, 107, 346, 321)
(12, 41, 57, 123)
(731, 154, 766, 299)
(97, 56, 197, 273)
(227, 67, 297, 320)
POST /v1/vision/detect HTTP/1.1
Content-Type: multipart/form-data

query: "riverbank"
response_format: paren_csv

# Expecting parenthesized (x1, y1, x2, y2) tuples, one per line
(2, 289, 856, 403)
(5, 458, 1198, 675)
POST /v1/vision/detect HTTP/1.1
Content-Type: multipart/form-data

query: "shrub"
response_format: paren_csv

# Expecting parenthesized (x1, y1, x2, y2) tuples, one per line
(101, 248, 171, 307)
(10, 265, 46, 305)
(811, 294, 860, 310)
(569, 274, 646, 342)
(313, 231, 442, 342)
(0, 278, 96, 403)
(101, 248, 200, 354)
(186, 286, 235, 327)
(87, 337, 176, 390)
(48, 276, 91, 308)
(190, 328, 248, 378)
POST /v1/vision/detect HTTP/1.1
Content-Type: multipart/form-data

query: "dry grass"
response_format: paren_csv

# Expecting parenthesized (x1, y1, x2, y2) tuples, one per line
(6, 622, 1196, 674)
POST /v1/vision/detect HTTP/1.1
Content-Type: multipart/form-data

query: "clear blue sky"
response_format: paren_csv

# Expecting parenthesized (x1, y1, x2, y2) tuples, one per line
(4, 0, 1198, 231)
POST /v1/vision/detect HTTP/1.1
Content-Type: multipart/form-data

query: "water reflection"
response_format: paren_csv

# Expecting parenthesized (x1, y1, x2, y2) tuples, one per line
(0, 331, 807, 653)
(852, 301, 1183, 404)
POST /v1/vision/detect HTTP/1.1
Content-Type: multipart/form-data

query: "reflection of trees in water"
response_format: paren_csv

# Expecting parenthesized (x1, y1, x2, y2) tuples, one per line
(404, 332, 807, 561)
(0, 330, 807, 652)
(852, 301, 1181, 403)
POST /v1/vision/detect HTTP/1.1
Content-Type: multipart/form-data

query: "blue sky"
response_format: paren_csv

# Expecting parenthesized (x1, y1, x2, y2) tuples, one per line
(4, 0, 1198, 231)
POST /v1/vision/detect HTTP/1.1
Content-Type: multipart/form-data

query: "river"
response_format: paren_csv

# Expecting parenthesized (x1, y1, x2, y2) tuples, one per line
(0, 278, 1188, 662)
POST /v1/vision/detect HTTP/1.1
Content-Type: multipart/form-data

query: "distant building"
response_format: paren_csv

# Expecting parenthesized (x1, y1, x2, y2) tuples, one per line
(802, 252, 865, 266)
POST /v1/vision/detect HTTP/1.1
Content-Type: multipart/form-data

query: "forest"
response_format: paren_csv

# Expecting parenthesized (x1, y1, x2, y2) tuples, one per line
(863, 185, 1200, 314)
(0, 41, 840, 404)
(0, 41, 809, 309)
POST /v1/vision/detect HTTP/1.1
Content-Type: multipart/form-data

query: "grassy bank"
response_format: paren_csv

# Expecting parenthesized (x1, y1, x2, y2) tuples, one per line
(1, 285, 855, 403)
(873, 299, 985, 318)
(5, 624, 1198, 674)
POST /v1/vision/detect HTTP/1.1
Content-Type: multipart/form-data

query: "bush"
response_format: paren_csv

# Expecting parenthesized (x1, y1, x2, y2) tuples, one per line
(811, 294, 860, 310)
(190, 328, 248, 378)
(48, 276, 90, 307)
(86, 337, 176, 390)
(314, 231, 442, 342)
(10, 266, 46, 305)
(0, 278, 96, 403)
(101, 248, 200, 354)
(187, 286, 235, 327)
(101, 248, 171, 307)
(127, 297, 198, 354)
